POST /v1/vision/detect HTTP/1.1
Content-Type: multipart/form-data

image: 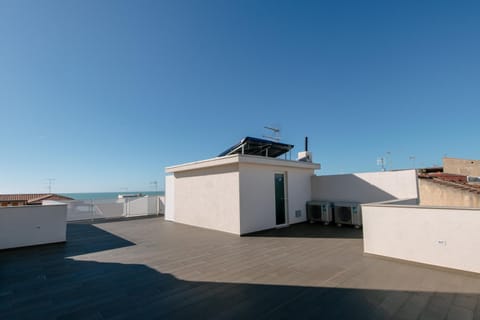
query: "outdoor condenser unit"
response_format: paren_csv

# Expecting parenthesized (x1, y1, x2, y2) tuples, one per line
(333, 202, 362, 228)
(467, 176, 480, 183)
(306, 201, 333, 225)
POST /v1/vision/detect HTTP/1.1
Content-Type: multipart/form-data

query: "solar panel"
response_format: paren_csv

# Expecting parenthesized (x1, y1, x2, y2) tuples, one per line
(218, 137, 294, 158)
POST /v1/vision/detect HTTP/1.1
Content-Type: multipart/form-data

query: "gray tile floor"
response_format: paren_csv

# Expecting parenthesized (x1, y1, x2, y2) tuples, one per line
(2, 217, 480, 319)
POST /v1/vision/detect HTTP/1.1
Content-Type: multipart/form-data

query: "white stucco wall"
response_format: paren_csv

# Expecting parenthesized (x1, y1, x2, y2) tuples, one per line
(363, 202, 480, 273)
(0, 205, 67, 250)
(312, 170, 418, 203)
(158, 196, 165, 214)
(125, 196, 160, 216)
(165, 175, 175, 221)
(286, 168, 314, 225)
(238, 164, 275, 234)
(238, 164, 314, 234)
(171, 164, 241, 234)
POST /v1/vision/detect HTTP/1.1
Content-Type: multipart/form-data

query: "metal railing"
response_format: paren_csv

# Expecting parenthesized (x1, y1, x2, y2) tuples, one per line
(45, 195, 165, 222)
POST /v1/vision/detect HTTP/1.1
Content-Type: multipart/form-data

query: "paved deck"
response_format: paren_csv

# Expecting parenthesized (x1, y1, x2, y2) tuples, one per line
(1, 217, 480, 319)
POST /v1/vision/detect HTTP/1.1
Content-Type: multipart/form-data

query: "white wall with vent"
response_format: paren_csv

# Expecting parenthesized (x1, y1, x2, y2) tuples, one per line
(0, 205, 67, 249)
(363, 200, 480, 274)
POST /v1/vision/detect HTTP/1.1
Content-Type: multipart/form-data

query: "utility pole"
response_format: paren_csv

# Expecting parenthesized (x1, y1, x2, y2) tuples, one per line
(150, 181, 158, 193)
(409, 156, 416, 169)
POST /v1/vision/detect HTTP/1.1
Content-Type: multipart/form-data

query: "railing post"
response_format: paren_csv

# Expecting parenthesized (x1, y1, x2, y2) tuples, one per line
(90, 199, 94, 222)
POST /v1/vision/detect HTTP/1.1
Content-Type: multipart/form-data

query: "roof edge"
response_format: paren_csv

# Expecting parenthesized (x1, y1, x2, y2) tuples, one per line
(166, 154, 320, 173)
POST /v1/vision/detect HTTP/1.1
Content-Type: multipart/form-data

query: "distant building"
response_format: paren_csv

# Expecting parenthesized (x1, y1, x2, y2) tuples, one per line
(443, 157, 480, 176)
(418, 157, 480, 208)
(0, 194, 73, 207)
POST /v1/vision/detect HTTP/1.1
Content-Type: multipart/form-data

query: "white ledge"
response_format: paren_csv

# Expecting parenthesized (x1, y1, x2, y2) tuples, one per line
(166, 154, 320, 173)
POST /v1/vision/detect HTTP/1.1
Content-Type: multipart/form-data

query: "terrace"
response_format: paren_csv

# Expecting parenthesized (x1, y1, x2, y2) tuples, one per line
(1, 217, 480, 319)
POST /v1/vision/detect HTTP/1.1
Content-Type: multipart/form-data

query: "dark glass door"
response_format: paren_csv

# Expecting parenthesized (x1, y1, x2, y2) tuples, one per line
(274, 173, 287, 225)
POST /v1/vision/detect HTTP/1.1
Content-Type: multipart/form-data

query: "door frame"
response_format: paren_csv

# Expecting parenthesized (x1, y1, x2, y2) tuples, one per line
(274, 172, 289, 228)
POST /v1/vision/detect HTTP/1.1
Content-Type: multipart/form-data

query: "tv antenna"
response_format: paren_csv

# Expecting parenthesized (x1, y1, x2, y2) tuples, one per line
(377, 157, 386, 171)
(150, 181, 158, 193)
(46, 178, 56, 193)
(263, 126, 281, 142)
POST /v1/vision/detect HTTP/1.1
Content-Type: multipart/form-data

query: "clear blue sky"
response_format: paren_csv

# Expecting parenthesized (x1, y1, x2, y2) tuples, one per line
(1, 0, 479, 193)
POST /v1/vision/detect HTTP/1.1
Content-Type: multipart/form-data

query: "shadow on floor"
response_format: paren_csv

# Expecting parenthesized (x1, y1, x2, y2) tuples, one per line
(64, 223, 136, 257)
(1, 257, 478, 319)
(0, 223, 135, 260)
(247, 222, 363, 239)
(76, 214, 164, 225)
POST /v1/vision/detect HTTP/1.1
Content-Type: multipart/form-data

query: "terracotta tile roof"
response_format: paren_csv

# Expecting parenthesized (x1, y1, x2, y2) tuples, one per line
(418, 173, 480, 194)
(0, 194, 73, 204)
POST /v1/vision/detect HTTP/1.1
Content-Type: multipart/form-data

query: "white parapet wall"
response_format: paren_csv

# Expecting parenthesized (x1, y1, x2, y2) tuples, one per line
(312, 170, 418, 203)
(125, 196, 162, 217)
(362, 200, 480, 274)
(0, 204, 67, 250)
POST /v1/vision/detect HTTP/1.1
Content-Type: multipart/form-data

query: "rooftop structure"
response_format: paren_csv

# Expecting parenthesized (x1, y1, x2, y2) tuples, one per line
(0, 193, 73, 206)
(418, 172, 480, 195)
(417, 160, 480, 208)
(2, 217, 480, 319)
(166, 153, 319, 235)
(165, 136, 319, 235)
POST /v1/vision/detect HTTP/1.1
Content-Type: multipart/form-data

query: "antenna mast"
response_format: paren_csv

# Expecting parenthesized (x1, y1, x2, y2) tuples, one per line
(263, 126, 281, 142)
(47, 178, 56, 193)
(377, 158, 386, 172)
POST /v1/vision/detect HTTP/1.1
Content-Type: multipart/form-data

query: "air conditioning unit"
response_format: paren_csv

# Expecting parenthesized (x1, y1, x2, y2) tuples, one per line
(306, 201, 333, 225)
(333, 202, 362, 228)
(467, 176, 480, 184)
(297, 151, 313, 163)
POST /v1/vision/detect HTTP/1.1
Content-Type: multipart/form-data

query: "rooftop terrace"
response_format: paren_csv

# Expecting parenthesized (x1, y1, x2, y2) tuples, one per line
(2, 217, 480, 319)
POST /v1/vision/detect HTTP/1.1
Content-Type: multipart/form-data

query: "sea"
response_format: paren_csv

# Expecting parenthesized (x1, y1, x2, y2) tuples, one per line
(60, 191, 165, 200)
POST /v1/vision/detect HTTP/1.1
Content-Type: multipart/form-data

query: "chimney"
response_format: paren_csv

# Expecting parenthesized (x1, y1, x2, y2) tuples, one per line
(297, 136, 312, 162)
